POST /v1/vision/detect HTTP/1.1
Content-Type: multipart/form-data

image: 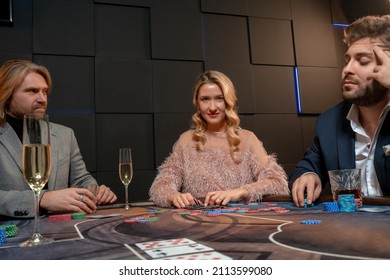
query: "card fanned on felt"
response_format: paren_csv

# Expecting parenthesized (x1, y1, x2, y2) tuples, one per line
(135, 238, 232, 260)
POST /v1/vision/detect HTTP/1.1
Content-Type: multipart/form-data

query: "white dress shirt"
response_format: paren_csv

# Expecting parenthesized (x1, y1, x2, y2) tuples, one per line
(347, 100, 390, 196)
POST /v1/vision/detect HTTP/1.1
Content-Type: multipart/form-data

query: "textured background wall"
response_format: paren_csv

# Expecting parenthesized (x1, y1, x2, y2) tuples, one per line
(1, 0, 388, 203)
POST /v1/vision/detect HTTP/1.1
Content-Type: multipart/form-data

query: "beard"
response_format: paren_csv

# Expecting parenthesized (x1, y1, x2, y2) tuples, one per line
(342, 78, 389, 107)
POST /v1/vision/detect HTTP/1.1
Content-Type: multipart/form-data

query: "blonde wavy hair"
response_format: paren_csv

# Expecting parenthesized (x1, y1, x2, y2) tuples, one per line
(0, 59, 52, 125)
(191, 70, 241, 157)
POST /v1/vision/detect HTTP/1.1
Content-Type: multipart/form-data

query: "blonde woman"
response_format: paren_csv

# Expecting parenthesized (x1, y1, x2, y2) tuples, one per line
(149, 70, 289, 208)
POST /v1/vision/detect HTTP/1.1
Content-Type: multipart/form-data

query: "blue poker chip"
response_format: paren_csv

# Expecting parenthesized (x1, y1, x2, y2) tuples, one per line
(0, 228, 6, 244)
(337, 194, 356, 212)
(322, 202, 340, 212)
(300, 219, 322, 224)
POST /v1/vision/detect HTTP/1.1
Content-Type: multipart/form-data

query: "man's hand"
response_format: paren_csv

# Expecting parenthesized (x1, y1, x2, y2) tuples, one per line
(291, 173, 322, 207)
(369, 46, 390, 88)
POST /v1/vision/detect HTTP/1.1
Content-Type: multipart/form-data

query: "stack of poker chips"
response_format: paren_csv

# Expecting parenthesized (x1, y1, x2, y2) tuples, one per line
(0, 228, 6, 244)
(0, 224, 18, 238)
(338, 194, 356, 212)
(322, 202, 340, 212)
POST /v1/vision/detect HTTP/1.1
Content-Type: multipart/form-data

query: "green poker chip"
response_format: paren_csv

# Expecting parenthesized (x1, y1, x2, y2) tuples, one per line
(0, 225, 18, 237)
(71, 212, 86, 219)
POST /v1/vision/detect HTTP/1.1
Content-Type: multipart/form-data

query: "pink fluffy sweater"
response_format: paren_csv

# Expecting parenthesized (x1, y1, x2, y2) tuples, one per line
(149, 129, 289, 207)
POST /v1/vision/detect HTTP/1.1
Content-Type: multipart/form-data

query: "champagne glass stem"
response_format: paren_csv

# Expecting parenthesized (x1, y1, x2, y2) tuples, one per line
(125, 185, 129, 210)
(32, 190, 42, 241)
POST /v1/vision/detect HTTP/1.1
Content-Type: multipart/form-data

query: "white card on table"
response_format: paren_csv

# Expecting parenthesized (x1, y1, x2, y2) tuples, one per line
(135, 238, 196, 250)
(145, 243, 213, 258)
(162, 251, 232, 260)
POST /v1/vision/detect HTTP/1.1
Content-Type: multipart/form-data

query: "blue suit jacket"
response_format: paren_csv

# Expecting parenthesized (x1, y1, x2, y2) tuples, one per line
(289, 101, 390, 196)
(0, 122, 97, 218)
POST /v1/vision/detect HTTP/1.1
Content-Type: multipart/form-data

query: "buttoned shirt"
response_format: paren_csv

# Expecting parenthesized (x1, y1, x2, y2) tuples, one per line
(347, 100, 390, 196)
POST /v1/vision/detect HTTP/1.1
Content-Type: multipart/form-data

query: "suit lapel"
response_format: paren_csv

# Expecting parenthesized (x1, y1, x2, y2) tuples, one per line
(336, 104, 356, 169)
(375, 114, 390, 194)
(48, 123, 58, 188)
(0, 123, 23, 171)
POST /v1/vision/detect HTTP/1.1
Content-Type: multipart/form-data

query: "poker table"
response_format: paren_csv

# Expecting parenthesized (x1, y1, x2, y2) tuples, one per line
(0, 195, 389, 260)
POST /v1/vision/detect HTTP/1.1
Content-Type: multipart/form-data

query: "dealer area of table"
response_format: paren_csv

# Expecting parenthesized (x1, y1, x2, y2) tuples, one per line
(0, 196, 389, 260)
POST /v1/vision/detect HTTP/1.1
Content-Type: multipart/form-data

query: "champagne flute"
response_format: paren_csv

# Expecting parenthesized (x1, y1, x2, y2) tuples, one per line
(20, 113, 53, 247)
(119, 148, 133, 210)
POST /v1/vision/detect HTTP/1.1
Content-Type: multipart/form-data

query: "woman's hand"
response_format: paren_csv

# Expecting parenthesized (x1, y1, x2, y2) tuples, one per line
(204, 188, 248, 206)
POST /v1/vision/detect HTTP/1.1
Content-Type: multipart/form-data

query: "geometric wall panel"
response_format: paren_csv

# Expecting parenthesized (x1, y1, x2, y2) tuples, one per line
(298, 66, 343, 114)
(293, 21, 339, 67)
(95, 5, 150, 59)
(253, 65, 296, 113)
(249, 18, 295, 66)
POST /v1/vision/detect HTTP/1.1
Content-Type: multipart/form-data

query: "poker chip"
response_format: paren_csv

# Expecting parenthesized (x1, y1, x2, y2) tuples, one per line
(0, 225, 18, 237)
(322, 202, 340, 212)
(48, 214, 72, 221)
(300, 219, 321, 224)
(0, 228, 6, 244)
(207, 213, 221, 217)
(72, 212, 86, 219)
(304, 199, 314, 208)
(338, 194, 356, 212)
(123, 219, 138, 223)
(274, 209, 290, 213)
(205, 210, 222, 216)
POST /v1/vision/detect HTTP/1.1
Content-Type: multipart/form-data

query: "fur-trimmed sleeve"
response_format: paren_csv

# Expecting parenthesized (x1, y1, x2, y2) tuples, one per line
(149, 144, 185, 207)
(241, 154, 290, 202)
(239, 131, 289, 202)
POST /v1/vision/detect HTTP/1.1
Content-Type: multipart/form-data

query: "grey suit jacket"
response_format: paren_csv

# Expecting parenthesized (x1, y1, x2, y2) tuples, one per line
(0, 122, 97, 218)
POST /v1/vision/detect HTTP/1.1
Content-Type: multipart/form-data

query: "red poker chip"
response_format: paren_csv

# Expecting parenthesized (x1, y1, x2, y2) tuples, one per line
(275, 209, 290, 213)
(123, 219, 139, 223)
(48, 214, 72, 221)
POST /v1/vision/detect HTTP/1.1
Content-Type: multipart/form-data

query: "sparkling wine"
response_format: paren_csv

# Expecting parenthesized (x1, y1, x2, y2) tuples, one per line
(119, 163, 133, 186)
(22, 144, 51, 192)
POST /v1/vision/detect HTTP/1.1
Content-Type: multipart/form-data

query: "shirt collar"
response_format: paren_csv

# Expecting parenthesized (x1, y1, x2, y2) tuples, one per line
(346, 99, 390, 124)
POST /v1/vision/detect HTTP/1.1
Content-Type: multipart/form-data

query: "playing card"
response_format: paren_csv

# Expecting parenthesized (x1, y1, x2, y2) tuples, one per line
(135, 238, 196, 250)
(145, 243, 213, 258)
(162, 251, 232, 260)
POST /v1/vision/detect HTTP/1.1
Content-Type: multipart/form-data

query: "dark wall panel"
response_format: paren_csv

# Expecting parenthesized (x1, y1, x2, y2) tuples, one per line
(95, 57, 153, 113)
(300, 116, 318, 151)
(253, 65, 296, 113)
(95, 5, 150, 59)
(0, 0, 32, 56)
(153, 60, 203, 113)
(33, 0, 94, 56)
(293, 21, 339, 67)
(298, 66, 342, 114)
(34, 55, 95, 112)
(154, 113, 193, 166)
(95, 0, 151, 6)
(96, 114, 155, 171)
(151, 8, 203, 60)
(291, 0, 332, 23)
(254, 114, 303, 164)
(151, 0, 199, 10)
(201, 0, 247, 15)
(248, 0, 291, 19)
(203, 14, 250, 64)
(249, 18, 295, 66)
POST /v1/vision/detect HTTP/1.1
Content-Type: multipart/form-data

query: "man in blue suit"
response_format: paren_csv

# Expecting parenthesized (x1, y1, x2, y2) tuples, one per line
(0, 60, 117, 217)
(290, 15, 390, 207)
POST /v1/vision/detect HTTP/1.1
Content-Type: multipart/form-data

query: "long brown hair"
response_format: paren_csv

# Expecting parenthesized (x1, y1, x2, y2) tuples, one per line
(0, 59, 52, 125)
